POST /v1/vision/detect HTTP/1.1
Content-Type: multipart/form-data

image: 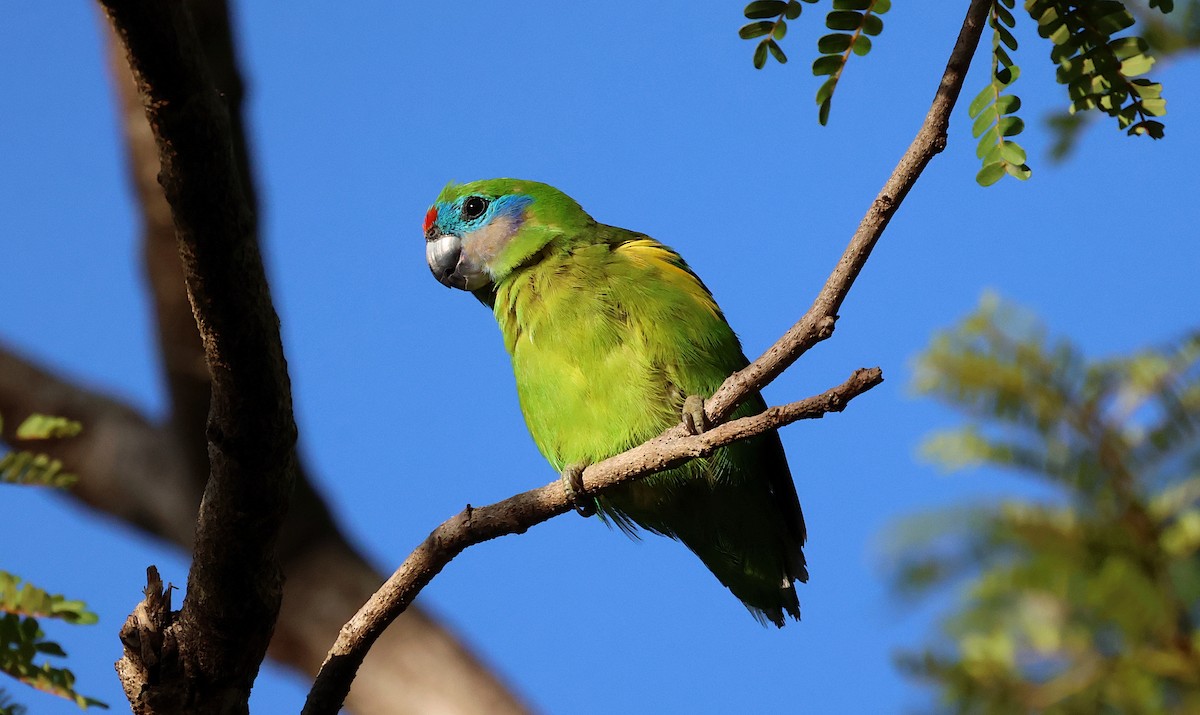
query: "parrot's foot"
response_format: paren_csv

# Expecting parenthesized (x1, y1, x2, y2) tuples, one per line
(560, 463, 596, 517)
(682, 394, 708, 435)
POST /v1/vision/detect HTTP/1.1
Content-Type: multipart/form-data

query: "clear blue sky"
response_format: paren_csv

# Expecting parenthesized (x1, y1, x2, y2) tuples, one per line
(3, 2, 1198, 713)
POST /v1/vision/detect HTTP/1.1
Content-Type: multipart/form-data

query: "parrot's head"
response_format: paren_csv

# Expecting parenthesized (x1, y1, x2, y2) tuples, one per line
(424, 178, 593, 291)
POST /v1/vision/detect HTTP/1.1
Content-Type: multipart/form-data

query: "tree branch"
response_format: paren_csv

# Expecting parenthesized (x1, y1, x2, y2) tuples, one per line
(302, 369, 882, 714)
(705, 0, 992, 424)
(303, 0, 991, 711)
(99, 0, 297, 711)
(99, 2, 531, 711)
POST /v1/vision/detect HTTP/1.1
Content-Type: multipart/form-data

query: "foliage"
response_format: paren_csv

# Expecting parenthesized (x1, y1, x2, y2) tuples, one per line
(970, 0, 1032, 185)
(1048, 0, 1200, 159)
(0, 414, 81, 488)
(0, 689, 27, 715)
(739, 0, 812, 69)
(0, 414, 105, 710)
(890, 294, 1200, 713)
(738, 0, 1177, 185)
(739, 0, 889, 124)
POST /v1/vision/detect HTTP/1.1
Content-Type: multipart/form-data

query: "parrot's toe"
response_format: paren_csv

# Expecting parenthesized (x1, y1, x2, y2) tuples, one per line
(560, 463, 596, 517)
(682, 394, 708, 435)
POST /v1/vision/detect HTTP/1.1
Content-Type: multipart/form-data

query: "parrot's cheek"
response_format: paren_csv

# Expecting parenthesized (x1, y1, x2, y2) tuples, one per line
(427, 234, 490, 291)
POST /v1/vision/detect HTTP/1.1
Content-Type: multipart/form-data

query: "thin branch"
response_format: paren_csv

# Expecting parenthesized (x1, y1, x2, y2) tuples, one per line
(705, 0, 993, 424)
(99, 0, 297, 711)
(303, 368, 883, 715)
(304, 0, 991, 711)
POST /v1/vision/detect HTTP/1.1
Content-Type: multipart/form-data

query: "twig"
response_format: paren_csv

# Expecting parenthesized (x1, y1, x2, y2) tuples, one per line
(303, 368, 882, 714)
(302, 0, 991, 711)
(706, 0, 992, 424)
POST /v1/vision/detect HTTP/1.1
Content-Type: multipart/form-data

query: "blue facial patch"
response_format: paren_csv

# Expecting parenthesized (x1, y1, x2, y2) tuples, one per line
(434, 193, 534, 237)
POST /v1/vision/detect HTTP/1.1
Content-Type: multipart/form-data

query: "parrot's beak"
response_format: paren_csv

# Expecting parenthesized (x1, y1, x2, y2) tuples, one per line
(426, 233, 490, 291)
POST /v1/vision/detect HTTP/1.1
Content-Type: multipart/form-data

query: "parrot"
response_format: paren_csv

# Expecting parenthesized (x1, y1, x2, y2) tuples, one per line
(424, 178, 807, 626)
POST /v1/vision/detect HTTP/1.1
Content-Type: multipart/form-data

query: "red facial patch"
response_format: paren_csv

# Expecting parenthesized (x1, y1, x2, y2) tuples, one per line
(423, 206, 438, 233)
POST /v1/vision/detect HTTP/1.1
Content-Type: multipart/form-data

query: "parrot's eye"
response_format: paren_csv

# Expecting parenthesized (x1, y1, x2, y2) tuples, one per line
(461, 196, 490, 221)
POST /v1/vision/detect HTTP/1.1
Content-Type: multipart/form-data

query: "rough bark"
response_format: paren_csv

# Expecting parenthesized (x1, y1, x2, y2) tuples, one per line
(100, 0, 296, 710)
(0, 0, 527, 712)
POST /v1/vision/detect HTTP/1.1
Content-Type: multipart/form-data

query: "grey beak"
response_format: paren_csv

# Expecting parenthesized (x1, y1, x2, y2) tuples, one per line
(426, 234, 490, 291)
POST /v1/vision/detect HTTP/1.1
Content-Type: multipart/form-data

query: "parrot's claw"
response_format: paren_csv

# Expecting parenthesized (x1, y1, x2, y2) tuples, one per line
(682, 394, 708, 435)
(561, 463, 596, 517)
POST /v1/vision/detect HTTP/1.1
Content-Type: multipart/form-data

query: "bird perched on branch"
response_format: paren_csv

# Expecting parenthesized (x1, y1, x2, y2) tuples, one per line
(424, 178, 806, 626)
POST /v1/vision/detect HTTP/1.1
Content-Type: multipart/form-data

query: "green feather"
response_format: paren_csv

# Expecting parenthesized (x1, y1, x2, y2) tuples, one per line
(438, 179, 807, 626)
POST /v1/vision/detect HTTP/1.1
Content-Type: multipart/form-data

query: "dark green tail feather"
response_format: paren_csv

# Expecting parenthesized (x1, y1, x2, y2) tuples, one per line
(596, 427, 807, 627)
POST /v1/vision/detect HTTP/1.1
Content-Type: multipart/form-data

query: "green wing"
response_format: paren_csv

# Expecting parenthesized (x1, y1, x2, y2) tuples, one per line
(494, 226, 806, 625)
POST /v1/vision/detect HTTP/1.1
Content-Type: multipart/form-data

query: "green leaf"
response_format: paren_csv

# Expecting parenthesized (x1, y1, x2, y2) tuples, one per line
(0, 611, 108, 709)
(739, 21, 774, 39)
(972, 106, 997, 138)
(1140, 97, 1167, 115)
(999, 140, 1027, 165)
(826, 10, 864, 31)
(832, 0, 872, 8)
(13, 415, 82, 441)
(785, 1, 803, 20)
(815, 76, 837, 105)
(975, 125, 1000, 157)
(862, 13, 883, 35)
(993, 94, 1021, 116)
(1092, 5, 1135, 34)
(993, 45, 1013, 71)
(1120, 53, 1156, 77)
(852, 34, 872, 56)
(767, 39, 787, 64)
(997, 115, 1025, 137)
(996, 24, 1018, 51)
(817, 33, 852, 54)
(1108, 36, 1148, 61)
(1129, 120, 1165, 138)
(1004, 162, 1032, 180)
(976, 161, 1007, 186)
(968, 83, 995, 118)
(1131, 79, 1162, 100)
(772, 20, 787, 40)
(811, 54, 843, 76)
(744, 1, 787, 20)
(995, 4, 1015, 28)
(753, 41, 768, 69)
(818, 97, 832, 126)
(0, 452, 77, 488)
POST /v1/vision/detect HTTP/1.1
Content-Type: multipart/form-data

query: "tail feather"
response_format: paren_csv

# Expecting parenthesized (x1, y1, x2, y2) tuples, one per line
(599, 428, 807, 627)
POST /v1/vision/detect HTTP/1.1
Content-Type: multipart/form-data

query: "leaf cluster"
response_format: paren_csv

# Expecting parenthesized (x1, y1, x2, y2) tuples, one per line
(739, 1, 814, 69)
(812, 0, 890, 125)
(0, 414, 80, 488)
(1031, 0, 1166, 136)
(739, 0, 888, 124)
(1048, 0, 1197, 158)
(0, 574, 106, 710)
(890, 295, 1200, 712)
(0, 689, 27, 715)
(1, 417, 103, 710)
(969, 0, 1032, 185)
(737, 0, 1177, 186)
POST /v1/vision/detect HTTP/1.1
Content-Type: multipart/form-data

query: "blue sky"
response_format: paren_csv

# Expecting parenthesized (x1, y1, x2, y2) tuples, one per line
(3, 2, 1198, 713)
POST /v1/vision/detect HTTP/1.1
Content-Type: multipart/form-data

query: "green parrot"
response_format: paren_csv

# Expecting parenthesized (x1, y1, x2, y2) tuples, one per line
(424, 178, 806, 626)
